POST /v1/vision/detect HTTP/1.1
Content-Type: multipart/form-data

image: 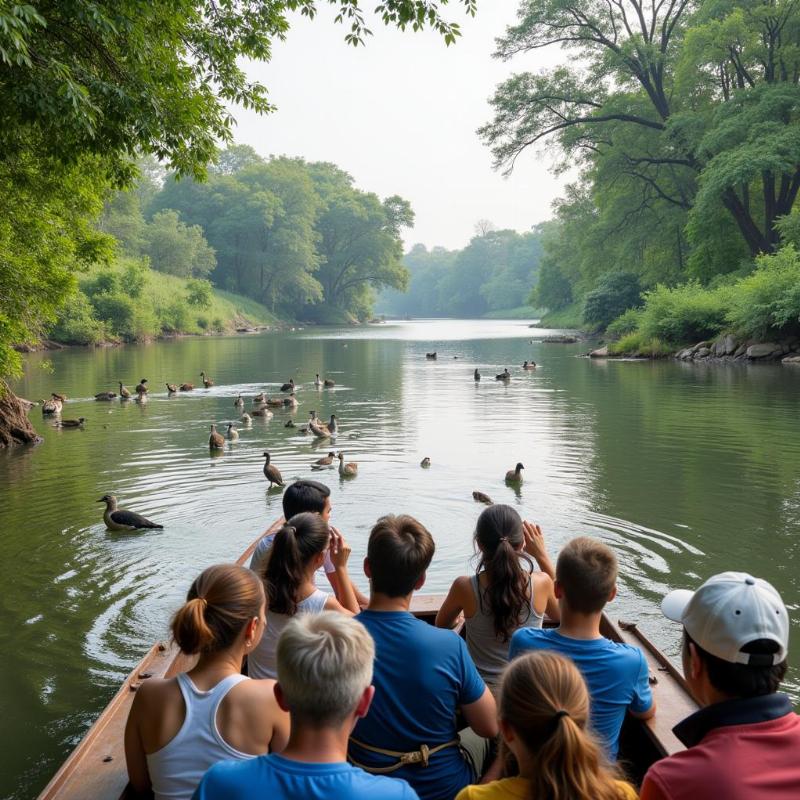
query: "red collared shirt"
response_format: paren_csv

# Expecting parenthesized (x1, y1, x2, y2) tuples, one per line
(641, 694, 800, 800)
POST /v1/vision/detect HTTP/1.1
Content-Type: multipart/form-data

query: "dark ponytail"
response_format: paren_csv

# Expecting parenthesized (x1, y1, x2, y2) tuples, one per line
(475, 504, 532, 641)
(263, 512, 330, 615)
(171, 564, 264, 655)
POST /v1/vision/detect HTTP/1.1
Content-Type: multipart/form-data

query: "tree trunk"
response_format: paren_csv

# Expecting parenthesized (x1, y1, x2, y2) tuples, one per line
(0, 383, 42, 448)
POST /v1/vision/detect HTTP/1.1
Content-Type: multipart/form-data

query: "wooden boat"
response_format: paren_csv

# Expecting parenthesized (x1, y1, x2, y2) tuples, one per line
(38, 521, 698, 798)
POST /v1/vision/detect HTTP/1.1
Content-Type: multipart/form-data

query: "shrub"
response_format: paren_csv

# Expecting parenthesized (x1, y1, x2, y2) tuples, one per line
(606, 308, 643, 339)
(160, 299, 194, 333)
(726, 245, 800, 339)
(50, 291, 107, 345)
(637, 282, 731, 344)
(186, 278, 213, 308)
(608, 332, 673, 357)
(582, 271, 642, 330)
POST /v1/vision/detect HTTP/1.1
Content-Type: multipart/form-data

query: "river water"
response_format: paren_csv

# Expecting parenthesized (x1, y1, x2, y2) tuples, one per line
(1, 319, 799, 798)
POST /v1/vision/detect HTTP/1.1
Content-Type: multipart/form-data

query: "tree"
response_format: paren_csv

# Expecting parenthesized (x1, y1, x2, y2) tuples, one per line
(210, 145, 265, 176)
(480, 0, 800, 258)
(583, 272, 643, 330)
(143, 210, 217, 277)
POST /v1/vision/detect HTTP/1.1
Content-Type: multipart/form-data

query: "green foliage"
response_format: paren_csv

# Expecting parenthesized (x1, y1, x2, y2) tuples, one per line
(532, 258, 572, 311)
(608, 333, 674, 358)
(143, 210, 216, 278)
(49, 291, 107, 345)
(727, 246, 800, 340)
(606, 308, 643, 339)
(379, 229, 543, 317)
(185, 278, 214, 308)
(534, 302, 583, 329)
(636, 283, 731, 344)
(582, 272, 642, 330)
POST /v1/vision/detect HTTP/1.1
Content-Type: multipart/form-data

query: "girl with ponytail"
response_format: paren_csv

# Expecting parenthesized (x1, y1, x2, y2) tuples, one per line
(435, 505, 558, 687)
(248, 511, 360, 680)
(456, 652, 636, 800)
(124, 564, 289, 800)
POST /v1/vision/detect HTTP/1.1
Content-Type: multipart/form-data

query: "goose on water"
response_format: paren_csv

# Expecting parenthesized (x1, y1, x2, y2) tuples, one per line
(265, 396, 284, 408)
(523, 361, 537, 370)
(57, 417, 85, 428)
(119, 382, 131, 399)
(472, 491, 493, 505)
(240, 412, 253, 427)
(234, 394, 244, 408)
(323, 378, 335, 388)
(98, 494, 163, 531)
(505, 462, 524, 483)
(420, 457, 431, 468)
(285, 419, 296, 428)
(311, 451, 336, 470)
(226, 423, 239, 441)
(165, 383, 178, 394)
(262, 452, 285, 487)
(135, 390, 148, 404)
(314, 374, 323, 388)
(283, 393, 298, 408)
(200, 371, 214, 388)
(135, 378, 149, 394)
(179, 383, 194, 391)
(253, 392, 266, 403)
(474, 369, 481, 382)
(251, 406, 273, 418)
(51, 392, 68, 403)
(41, 398, 62, 415)
(280, 379, 295, 393)
(209, 424, 225, 449)
(426, 352, 437, 360)
(337, 452, 358, 477)
(495, 368, 511, 381)
(95, 391, 117, 401)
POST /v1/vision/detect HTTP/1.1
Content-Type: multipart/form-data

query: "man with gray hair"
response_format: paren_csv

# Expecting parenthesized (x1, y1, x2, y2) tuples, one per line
(193, 612, 419, 799)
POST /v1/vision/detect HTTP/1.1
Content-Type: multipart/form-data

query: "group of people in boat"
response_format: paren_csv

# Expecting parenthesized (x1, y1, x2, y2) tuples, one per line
(124, 479, 799, 799)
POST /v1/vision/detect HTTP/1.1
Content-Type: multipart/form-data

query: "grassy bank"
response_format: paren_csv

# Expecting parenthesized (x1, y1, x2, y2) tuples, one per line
(49, 258, 283, 346)
(531, 302, 583, 329)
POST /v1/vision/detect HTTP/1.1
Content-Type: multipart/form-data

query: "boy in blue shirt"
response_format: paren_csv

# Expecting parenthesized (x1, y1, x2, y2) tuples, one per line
(509, 536, 656, 759)
(194, 612, 417, 800)
(350, 514, 498, 800)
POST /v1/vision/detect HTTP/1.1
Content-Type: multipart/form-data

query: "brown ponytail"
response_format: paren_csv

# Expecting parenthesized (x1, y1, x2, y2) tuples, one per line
(171, 564, 263, 655)
(475, 504, 533, 641)
(499, 652, 625, 800)
(262, 512, 330, 616)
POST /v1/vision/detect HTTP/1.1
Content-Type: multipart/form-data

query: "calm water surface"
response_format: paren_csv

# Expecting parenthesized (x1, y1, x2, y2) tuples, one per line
(2, 319, 799, 798)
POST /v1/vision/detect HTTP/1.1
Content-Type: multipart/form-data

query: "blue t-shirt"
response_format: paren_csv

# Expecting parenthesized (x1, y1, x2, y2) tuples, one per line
(509, 628, 652, 760)
(350, 610, 487, 800)
(192, 753, 418, 800)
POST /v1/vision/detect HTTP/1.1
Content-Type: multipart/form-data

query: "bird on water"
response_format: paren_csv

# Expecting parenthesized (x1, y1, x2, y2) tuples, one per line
(338, 452, 358, 477)
(495, 369, 511, 381)
(311, 451, 336, 469)
(505, 463, 524, 483)
(119, 382, 131, 399)
(57, 417, 86, 428)
(314, 374, 323, 388)
(98, 494, 163, 531)
(420, 457, 431, 468)
(472, 491, 493, 505)
(179, 383, 194, 391)
(41, 397, 62, 415)
(280, 378, 295, 393)
(262, 452, 285, 487)
(135, 378, 149, 394)
(474, 369, 481, 382)
(200, 371, 214, 388)
(209, 424, 225, 449)
(234, 394, 244, 408)
(226, 423, 239, 441)
(323, 377, 335, 388)
(240, 412, 252, 427)
(95, 391, 117, 401)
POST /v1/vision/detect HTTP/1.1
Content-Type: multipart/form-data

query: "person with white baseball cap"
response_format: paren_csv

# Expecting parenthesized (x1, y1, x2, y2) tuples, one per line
(641, 572, 799, 800)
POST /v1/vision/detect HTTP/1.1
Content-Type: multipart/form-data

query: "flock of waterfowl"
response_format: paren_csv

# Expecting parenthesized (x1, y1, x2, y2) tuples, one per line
(38, 355, 537, 530)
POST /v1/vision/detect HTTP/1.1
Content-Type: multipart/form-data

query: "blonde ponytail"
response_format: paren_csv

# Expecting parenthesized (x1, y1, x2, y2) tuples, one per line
(499, 652, 626, 800)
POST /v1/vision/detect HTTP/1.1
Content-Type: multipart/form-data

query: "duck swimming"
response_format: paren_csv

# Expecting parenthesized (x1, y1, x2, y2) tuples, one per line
(311, 451, 336, 470)
(240, 412, 253, 427)
(135, 379, 149, 394)
(279, 379, 295, 393)
(523, 361, 536, 370)
(262, 452, 285, 487)
(208, 424, 224, 449)
(234, 394, 244, 408)
(200, 372, 214, 388)
(119, 382, 131, 399)
(337, 452, 358, 477)
(474, 369, 481, 382)
(323, 378, 335, 388)
(41, 397, 62, 415)
(505, 462, 524, 483)
(57, 417, 85, 428)
(472, 491, 493, 505)
(314, 374, 323, 388)
(95, 391, 117, 401)
(165, 383, 178, 394)
(495, 368, 511, 381)
(226, 423, 239, 441)
(179, 383, 194, 391)
(98, 494, 163, 531)
(420, 457, 431, 468)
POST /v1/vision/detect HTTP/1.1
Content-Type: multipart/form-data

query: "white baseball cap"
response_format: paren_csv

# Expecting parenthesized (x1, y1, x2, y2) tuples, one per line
(661, 572, 789, 666)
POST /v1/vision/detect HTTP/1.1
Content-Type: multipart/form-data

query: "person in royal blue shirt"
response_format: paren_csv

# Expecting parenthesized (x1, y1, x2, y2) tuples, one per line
(193, 612, 418, 800)
(509, 536, 655, 760)
(349, 514, 498, 800)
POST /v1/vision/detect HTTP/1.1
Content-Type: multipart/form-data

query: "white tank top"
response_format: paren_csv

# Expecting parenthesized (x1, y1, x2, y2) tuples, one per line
(145, 672, 255, 800)
(248, 588, 328, 679)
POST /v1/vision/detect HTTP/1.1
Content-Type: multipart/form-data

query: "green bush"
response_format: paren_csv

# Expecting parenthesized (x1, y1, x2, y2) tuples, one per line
(726, 246, 800, 339)
(608, 332, 673, 357)
(160, 299, 194, 333)
(637, 282, 731, 344)
(582, 271, 642, 330)
(50, 291, 107, 345)
(606, 308, 643, 339)
(186, 278, 213, 308)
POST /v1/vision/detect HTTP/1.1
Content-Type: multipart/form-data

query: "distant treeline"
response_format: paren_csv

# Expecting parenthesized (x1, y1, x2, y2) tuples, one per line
(378, 226, 544, 318)
(102, 146, 413, 324)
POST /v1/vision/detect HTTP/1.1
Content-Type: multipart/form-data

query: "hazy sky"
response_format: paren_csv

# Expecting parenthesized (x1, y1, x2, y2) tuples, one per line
(232, 4, 571, 250)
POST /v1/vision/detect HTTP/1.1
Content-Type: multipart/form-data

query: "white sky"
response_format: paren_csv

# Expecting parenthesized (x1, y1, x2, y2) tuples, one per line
(231, 3, 571, 250)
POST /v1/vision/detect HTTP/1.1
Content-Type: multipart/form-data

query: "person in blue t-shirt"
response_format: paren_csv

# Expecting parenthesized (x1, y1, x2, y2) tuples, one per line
(349, 514, 498, 800)
(193, 612, 417, 800)
(509, 536, 656, 760)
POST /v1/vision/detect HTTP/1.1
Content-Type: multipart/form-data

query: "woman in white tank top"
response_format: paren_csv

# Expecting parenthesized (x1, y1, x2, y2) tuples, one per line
(435, 506, 560, 687)
(249, 512, 360, 679)
(125, 564, 289, 800)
